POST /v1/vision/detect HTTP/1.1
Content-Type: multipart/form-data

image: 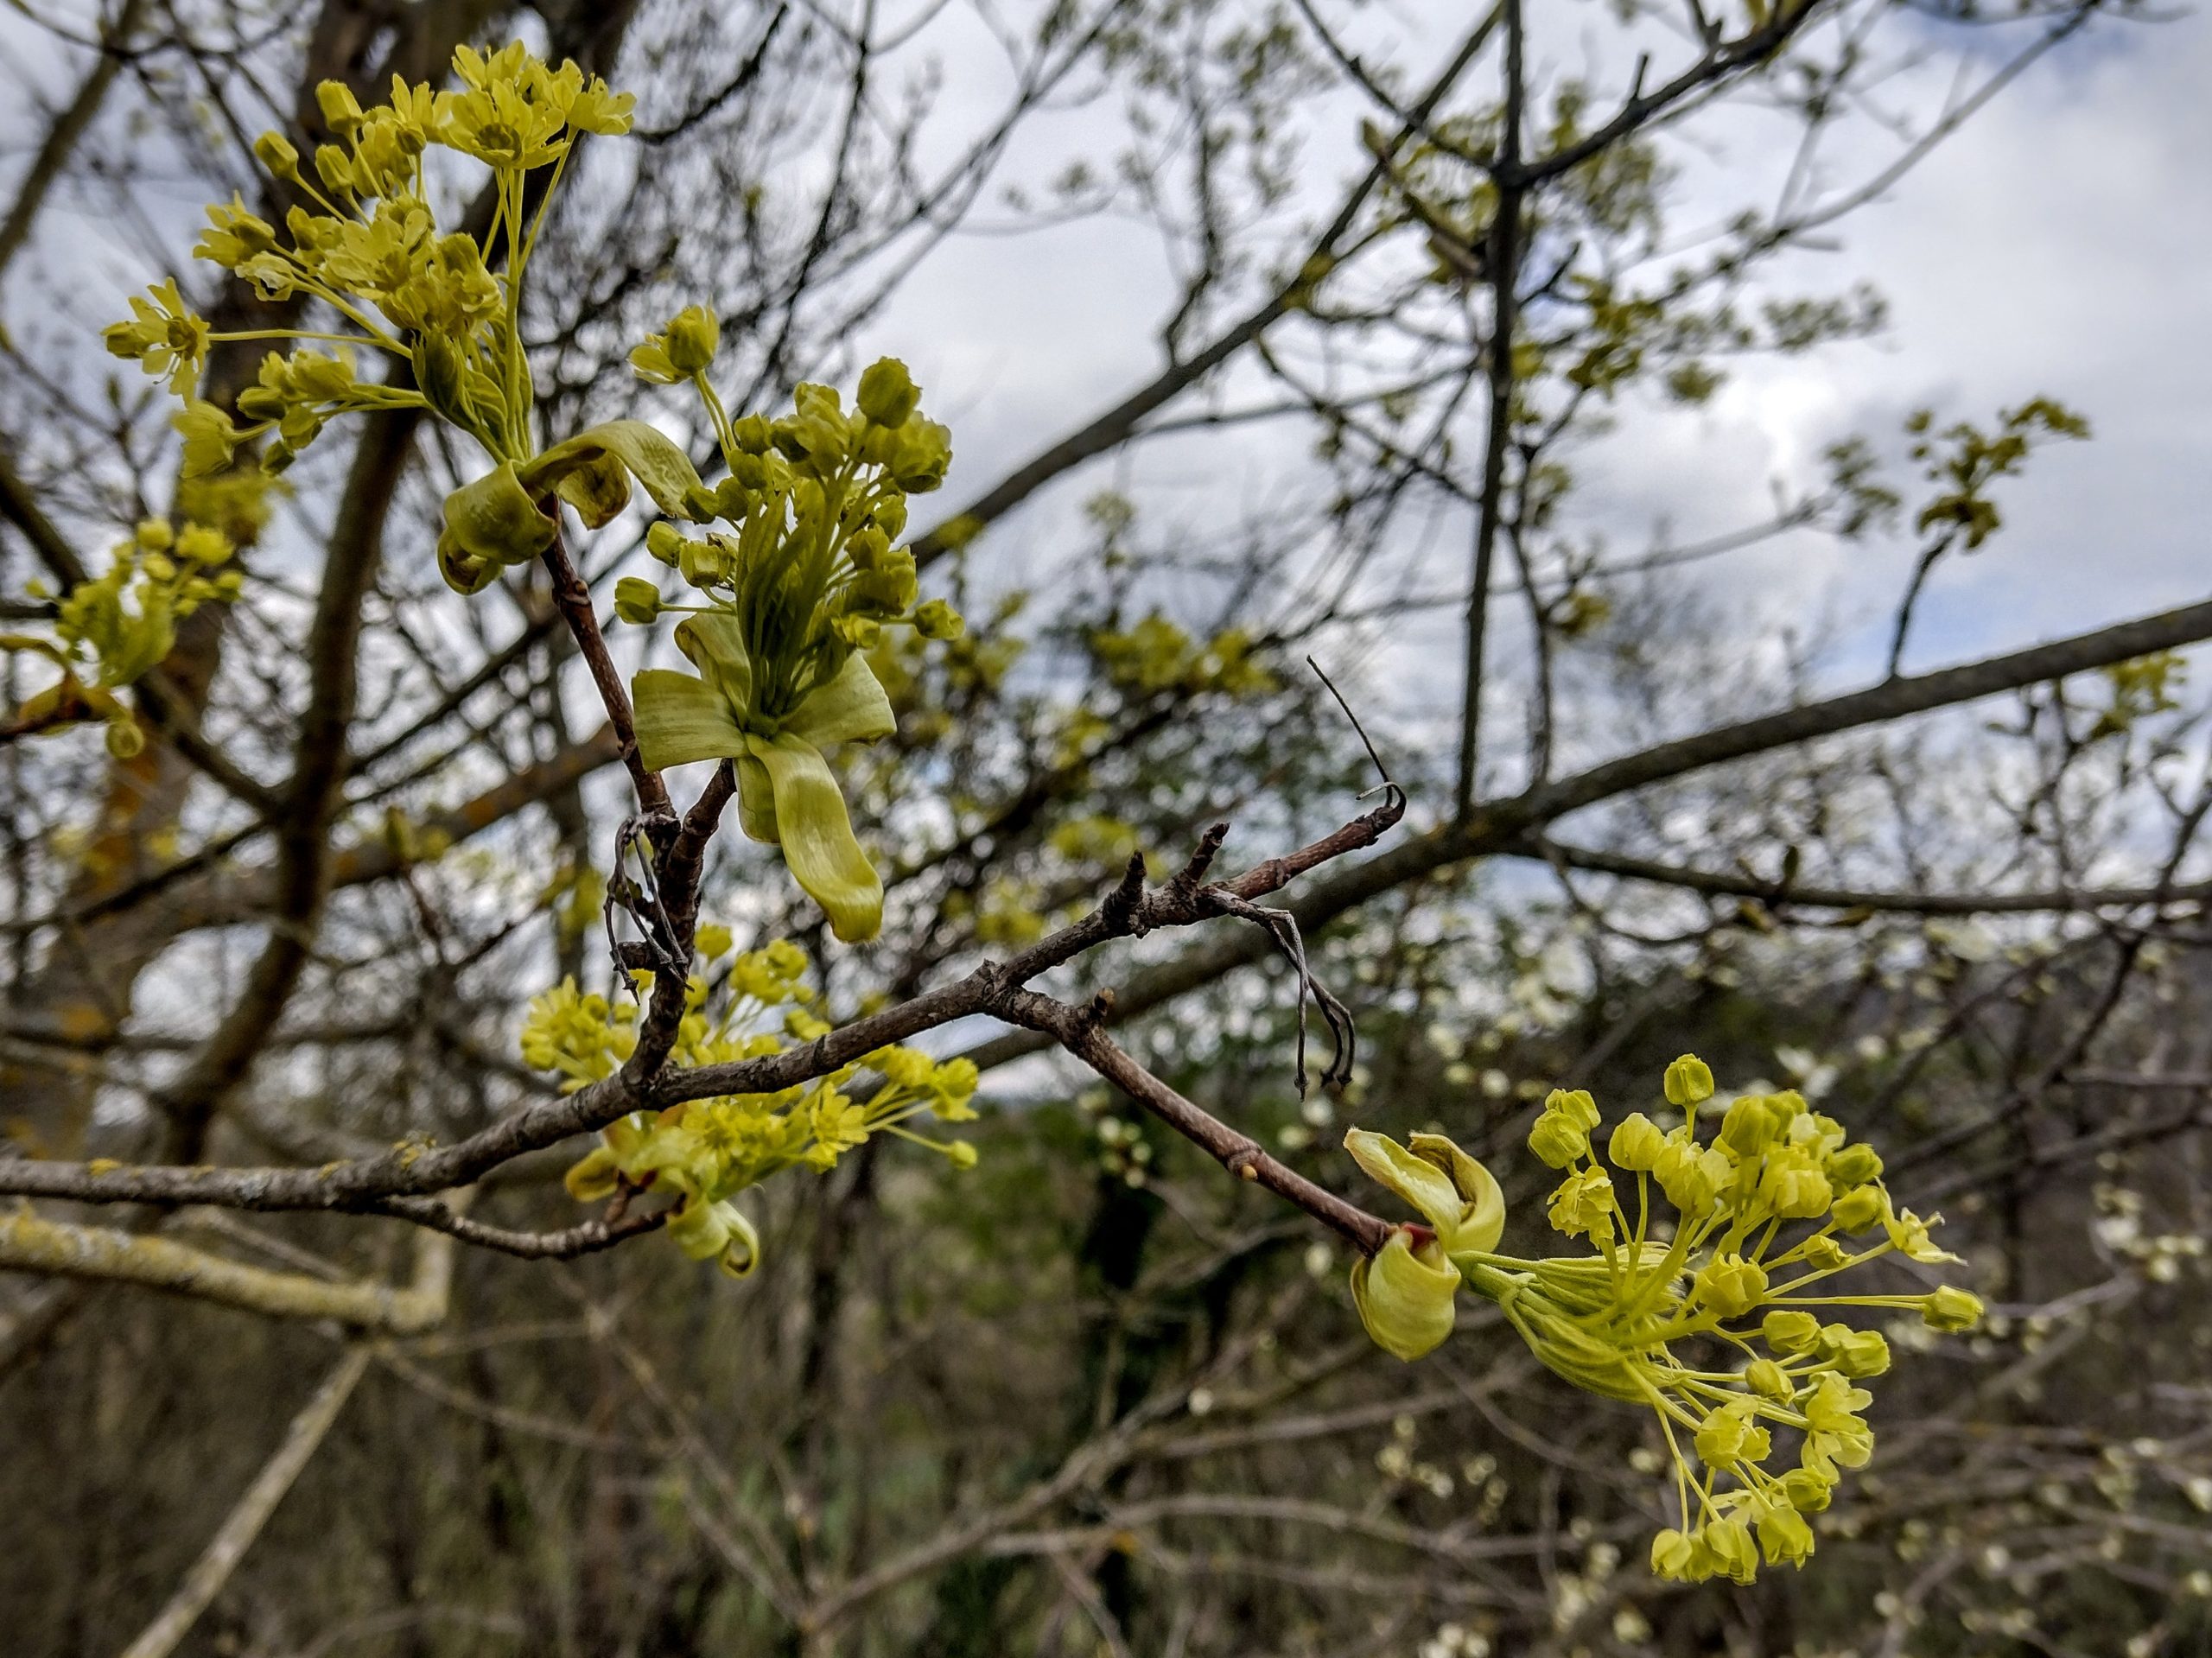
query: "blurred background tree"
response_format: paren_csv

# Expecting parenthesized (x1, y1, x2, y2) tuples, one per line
(3, 1, 2209, 1655)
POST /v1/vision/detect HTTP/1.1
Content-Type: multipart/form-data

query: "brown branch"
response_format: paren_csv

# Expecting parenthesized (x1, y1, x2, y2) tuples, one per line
(116, 1344, 372, 1658)
(0, 790, 1408, 1217)
(0, 435, 88, 588)
(1506, 0, 1825, 188)
(626, 759, 739, 1074)
(0, 1210, 451, 1332)
(959, 594, 2212, 1072)
(150, 404, 417, 1160)
(538, 524, 672, 820)
(0, 0, 151, 279)
(1454, 0, 1524, 820)
(909, 7, 1503, 569)
(370, 1194, 671, 1260)
(994, 985, 1394, 1255)
(1518, 835, 2212, 917)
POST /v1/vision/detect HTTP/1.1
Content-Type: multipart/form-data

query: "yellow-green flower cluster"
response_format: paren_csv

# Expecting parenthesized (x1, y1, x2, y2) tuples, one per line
(1090, 612, 1274, 700)
(522, 928, 979, 1276)
(105, 42, 630, 484)
(4, 518, 241, 757)
(99, 43, 708, 602)
(625, 348, 962, 942)
(99, 43, 974, 947)
(1344, 1053, 1985, 1585)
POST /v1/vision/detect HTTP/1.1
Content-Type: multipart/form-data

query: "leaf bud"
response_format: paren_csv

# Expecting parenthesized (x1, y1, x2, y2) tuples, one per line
(105, 715, 146, 759)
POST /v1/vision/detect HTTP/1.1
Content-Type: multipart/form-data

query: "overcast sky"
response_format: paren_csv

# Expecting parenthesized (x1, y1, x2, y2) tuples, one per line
(4, 0, 2205, 753)
(842, 0, 2212, 733)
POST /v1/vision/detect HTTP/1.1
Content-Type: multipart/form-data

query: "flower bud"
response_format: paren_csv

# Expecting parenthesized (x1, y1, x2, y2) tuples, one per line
(1348, 1229, 1459, 1362)
(732, 414, 773, 454)
(1755, 1502, 1815, 1567)
(1529, 1109, 1590, 1170)
(1761, 1309, 1821, 1355)
(1798, 1235, 1846, 1269)
(1827, 1328, 1891, 1378)
(1831, 1183, 1887, 1233)
(664, 304, 720, 373)
(613, 577, 664, 626)
(315, 79, 365, 139)
(851, 551, 918, 617)
(677, 536, 725, 588)
(1757, 1152, 1833, 1220)
(1922, 1286, 1983, 1332)
(254, 130, 301, 178)
(1663, 1052, 1714, 1107)
(848, 524, 893, 571)
(1649, 1528, 1698, 1581)
(1653, 1138, 1726, 1215)
(712, 476, 752, 520)
(1694, 1407, 1755, 1465)
(1608, 1110, 1666, 1171)
(887, 416, 952, 492)
(1693, 1254, 1769, 1318)
(1719, 1093, 1785, 1157)
(177, 525, 232, 565)
(857, 357, 922, 429)
(1827, 1141, 1884, 1187)
(1745, 1357, 1794, 1401)
(1702, 1516, 1758, 1584)
(1780, 1466, 1834, 1513)
(1546, 1087, 1601, 1130)
(912, 598, 964, 640)
(645, 521, 686, 565)
(314, 143, 353, 195)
